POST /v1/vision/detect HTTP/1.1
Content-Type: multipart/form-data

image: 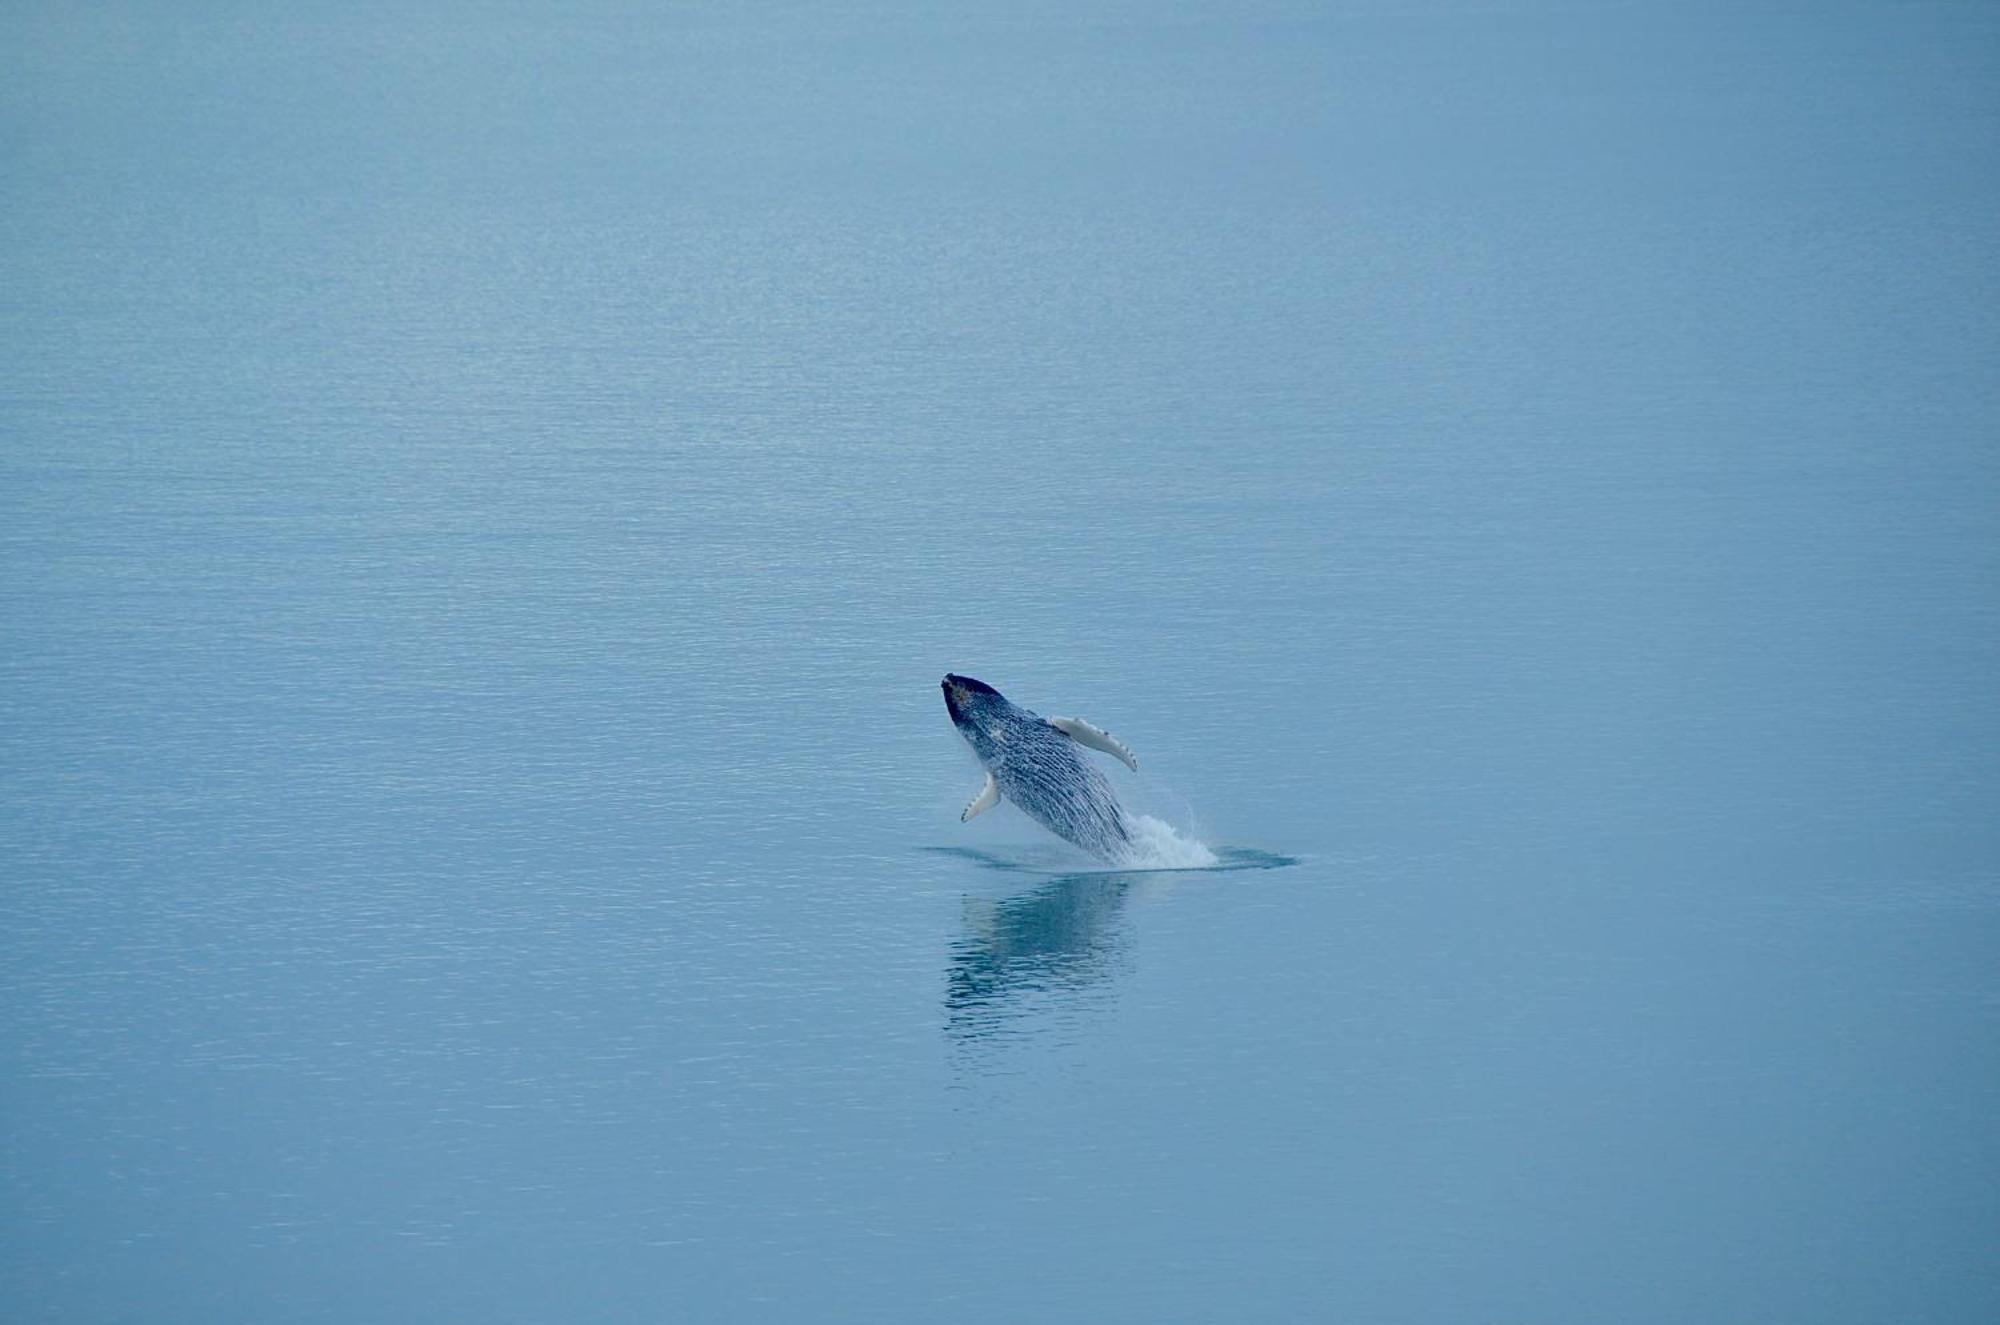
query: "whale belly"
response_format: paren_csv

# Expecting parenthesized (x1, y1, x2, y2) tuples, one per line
(994, 738, 1131, 863)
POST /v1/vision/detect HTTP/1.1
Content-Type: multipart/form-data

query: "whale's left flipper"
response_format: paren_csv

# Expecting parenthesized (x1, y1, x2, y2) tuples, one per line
(962, 772, 1000, 822)
(1048, 717, 1139, 772)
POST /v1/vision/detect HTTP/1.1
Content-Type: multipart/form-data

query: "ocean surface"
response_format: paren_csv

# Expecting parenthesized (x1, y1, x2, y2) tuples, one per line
(3, 2, 1997, 1320)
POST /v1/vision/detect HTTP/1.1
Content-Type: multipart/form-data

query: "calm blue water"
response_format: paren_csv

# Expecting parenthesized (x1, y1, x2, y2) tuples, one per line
(4, 2, 1997, 1320)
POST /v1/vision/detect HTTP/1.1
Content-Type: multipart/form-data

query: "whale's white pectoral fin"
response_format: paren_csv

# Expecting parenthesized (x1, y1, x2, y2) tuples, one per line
(1048, 717, 1139, 772)
(961, 772, 999, 822)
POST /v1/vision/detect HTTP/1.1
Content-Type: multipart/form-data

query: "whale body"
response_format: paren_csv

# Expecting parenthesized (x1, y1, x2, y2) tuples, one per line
(942, 674, 1140, 864)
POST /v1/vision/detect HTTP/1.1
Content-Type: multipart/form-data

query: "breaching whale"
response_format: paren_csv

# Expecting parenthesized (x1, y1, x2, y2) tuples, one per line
(941, 673, 1141, 863)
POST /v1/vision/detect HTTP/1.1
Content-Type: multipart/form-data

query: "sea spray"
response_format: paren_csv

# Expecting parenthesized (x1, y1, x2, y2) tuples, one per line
(1113, 814, 1219, 870)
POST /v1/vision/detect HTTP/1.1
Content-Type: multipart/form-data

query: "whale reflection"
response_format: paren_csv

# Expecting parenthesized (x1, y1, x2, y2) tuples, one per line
(929, 845, 1300, 1047)
(945, 868, 1143, 1043)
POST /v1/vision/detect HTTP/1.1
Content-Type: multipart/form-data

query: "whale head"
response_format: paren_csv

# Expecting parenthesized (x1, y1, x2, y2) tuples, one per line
(942, 673, 1008, 731)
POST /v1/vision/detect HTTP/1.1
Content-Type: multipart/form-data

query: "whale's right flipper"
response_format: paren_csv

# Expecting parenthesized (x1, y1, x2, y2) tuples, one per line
(962, 772, 999, 822)
(1048, 717, 1139, 772)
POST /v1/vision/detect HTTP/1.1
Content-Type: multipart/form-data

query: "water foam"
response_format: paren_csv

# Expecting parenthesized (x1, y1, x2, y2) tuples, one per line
(1115, 813, 1219, 870)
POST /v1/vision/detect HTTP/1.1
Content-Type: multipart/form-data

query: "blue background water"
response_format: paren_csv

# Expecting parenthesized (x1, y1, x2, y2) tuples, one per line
(3, 2, 1997, 1320)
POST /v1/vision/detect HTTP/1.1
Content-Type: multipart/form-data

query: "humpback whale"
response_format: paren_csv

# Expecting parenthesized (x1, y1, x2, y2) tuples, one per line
(941, 674, 1140, 864)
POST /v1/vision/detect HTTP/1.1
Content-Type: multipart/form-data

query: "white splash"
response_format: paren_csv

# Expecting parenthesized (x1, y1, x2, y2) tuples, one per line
(1114, 813, 1219, 870)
